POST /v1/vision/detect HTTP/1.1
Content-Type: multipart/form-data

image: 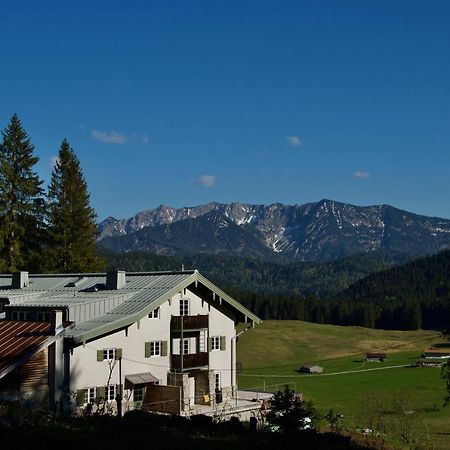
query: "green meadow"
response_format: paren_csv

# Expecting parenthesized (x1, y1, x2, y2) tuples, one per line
(237, 321, 450, 449)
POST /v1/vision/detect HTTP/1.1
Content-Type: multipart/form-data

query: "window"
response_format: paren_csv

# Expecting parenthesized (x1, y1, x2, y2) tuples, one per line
(179, 298, 189, 316)
(36, 311, 51, 322)
(148, 307, 160, 319)
(84, 387, 96, 405)
(145, 341, 167, 358)
(12, 311, 29, 321)
(183, 338, 189, 355)
(211, 336, 220, 351)
(103, 348, 116, 361)
(98, 348, 122, 362)
(215, 373, 221, 390)
(150, 341, 161, 357)
(105, 385, 116, 402)
(134, 386, 145, 402)
(199, 330, 206, 352)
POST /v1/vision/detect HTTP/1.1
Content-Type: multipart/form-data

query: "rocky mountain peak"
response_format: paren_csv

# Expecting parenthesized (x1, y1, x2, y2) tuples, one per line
(98, 200, 450, 262)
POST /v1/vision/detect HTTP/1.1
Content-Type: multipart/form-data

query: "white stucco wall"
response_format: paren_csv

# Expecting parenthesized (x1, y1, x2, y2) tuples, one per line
(69, 288, 235, 407)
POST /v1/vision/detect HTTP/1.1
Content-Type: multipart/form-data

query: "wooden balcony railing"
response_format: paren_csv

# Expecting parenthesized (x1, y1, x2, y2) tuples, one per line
(171, 315, 208, 331)
(171, 352, 209, 370)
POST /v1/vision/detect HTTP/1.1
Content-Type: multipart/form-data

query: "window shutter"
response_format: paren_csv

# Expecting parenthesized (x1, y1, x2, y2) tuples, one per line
(97, 386, 105, 400)
(76, 389, 86, 407)
(145, 342, 151, 358)
(208, 337, 212, 352)
(116, 348, 122, 359)
(97, 350, 104, 362)
(220, 336, 226, 351)
(161, 341, 168, 357)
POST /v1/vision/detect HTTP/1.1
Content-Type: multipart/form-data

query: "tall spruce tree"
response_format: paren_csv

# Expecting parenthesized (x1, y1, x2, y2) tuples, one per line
(0, 114, 45, 272)
(46, 139, 104, 272)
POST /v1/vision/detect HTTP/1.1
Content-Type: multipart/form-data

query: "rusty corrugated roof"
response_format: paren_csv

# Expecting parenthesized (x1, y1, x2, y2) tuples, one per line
(0, 321, 54, 378)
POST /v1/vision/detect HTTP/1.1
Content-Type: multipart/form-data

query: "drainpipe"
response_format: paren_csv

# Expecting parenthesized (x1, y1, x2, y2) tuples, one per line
(231, 324, 251, 401)
(116, 356, 122, 419)
(50, 310, 64, 414)
(181, 314, 184, 372)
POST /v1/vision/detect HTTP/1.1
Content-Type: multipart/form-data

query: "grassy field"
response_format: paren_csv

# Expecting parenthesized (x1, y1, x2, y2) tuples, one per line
(237, 321, 450, 449)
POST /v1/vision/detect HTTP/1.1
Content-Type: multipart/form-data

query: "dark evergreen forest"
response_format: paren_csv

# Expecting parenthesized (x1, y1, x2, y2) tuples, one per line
(231, 250, 450, 331)
(99, 248, 411, 297)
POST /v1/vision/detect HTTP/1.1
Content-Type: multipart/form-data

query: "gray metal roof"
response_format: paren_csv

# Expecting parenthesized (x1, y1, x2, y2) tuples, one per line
(0, 271, 261, 344)
(125, 372, 158, 386)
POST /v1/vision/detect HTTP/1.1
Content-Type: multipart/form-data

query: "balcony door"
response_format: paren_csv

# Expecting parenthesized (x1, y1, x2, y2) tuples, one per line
(189, 377, 195, 405)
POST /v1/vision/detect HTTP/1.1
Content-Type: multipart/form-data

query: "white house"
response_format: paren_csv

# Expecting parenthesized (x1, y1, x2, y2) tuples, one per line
(0, 270, 261, 415)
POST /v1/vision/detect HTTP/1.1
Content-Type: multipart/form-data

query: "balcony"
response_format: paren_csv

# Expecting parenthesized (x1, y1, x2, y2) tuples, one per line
(171, 315, 208, 331)
(171, 352, 209, 370)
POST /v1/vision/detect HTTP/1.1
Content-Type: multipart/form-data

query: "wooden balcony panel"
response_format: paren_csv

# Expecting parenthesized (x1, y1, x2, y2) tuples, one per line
(171, 315, 208, 331)
(171, 352, 209, 370)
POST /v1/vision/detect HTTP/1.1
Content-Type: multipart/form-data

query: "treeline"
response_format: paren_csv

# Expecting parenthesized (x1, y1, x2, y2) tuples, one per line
(229, 289, 449, 331)
(0, 114, 103, 273)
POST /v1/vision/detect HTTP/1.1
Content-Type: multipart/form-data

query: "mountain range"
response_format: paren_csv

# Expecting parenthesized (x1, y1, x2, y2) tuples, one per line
(98, 199, 450, 262)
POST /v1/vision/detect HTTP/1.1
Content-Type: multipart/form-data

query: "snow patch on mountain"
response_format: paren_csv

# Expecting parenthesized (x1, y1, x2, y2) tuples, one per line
(98, 200, 450, 262)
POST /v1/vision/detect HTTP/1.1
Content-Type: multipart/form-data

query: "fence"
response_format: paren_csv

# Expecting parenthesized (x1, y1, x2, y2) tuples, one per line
(239, 381, 297, 398)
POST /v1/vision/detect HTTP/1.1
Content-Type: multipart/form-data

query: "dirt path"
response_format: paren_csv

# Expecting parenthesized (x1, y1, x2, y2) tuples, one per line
(239, 364, 409, 378)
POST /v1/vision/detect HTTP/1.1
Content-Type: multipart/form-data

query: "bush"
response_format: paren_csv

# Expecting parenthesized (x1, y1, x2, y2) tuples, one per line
(266, 386, 314, 434)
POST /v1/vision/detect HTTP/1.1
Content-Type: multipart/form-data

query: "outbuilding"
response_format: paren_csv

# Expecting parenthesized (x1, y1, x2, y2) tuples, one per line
(366, 353, 386, 362)
(422, 348, 450, 359)
(298, 364, 323, 374)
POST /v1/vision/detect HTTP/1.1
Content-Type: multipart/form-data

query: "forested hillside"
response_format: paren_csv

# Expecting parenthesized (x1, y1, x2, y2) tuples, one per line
(99, 248, 410, 298)
(341, 249, 450, 303)
(230, 251, 450, 331)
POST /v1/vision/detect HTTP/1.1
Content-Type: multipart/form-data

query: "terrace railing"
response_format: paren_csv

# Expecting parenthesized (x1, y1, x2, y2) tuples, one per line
(171, 352, 209, 370)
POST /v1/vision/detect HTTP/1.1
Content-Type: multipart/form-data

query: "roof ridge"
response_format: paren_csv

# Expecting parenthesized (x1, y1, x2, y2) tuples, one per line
(0, 270, 197, 278)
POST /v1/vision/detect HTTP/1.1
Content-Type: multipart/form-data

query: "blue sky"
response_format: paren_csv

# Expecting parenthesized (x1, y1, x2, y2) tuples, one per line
(1, 0, 449, 221)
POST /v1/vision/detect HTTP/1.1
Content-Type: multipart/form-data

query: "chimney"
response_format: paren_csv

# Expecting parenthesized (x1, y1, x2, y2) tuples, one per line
(12, 271, 29, 289)
(106, 269, 126, 290)
(51, 310, 64, 335)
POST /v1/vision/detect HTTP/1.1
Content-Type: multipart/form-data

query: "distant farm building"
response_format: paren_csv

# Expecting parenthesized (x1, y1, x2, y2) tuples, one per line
(422, 348, 450, 359)
(366, 353, 386, 362)
(413, 359, 446, 368)
(298, 364, 323, 374)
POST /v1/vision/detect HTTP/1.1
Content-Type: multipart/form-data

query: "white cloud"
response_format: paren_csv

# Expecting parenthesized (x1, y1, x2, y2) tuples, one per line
(353, 170, 370, 179)
(91, 129, 127, 144)
(194, 175, 216, 188)
(286, 135, 302, 147)
(91, 129, 149, 145)
(50, 155, 59, 169)
(132, 133, 149, 144)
